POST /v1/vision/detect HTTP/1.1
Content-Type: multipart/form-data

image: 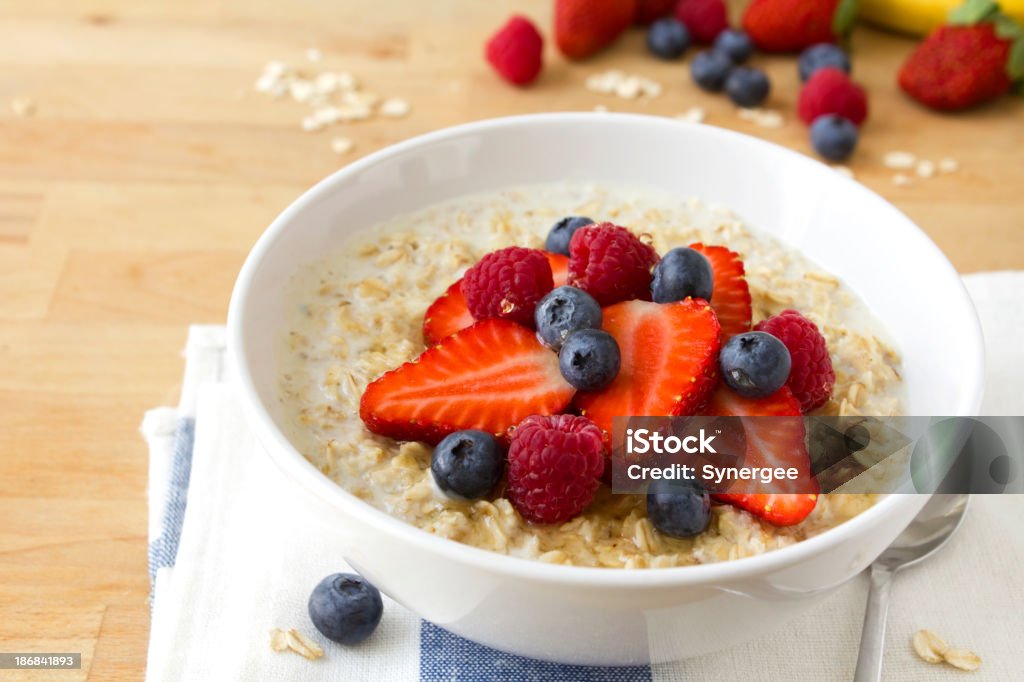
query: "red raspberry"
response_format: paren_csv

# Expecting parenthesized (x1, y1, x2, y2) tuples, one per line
(674, 0, 729, 44)
(798, 68, 868, 126)
(755, 310, 835, 413)
(462, 247, 553, 327)
(568, 223, 660, 306)
(507, 414, 606, 524)
(485, 16, 544, 86)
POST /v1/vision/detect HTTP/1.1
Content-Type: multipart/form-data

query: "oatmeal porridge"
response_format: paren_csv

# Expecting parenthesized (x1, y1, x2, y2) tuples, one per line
(279, 183, 904, 569)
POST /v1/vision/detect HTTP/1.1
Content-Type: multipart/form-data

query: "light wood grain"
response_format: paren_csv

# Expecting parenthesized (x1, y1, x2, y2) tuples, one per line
(0, 1, 1020, 679)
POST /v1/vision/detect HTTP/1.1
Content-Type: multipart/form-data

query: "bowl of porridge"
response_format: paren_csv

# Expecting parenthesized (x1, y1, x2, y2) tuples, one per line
(227, 113, 984, 664)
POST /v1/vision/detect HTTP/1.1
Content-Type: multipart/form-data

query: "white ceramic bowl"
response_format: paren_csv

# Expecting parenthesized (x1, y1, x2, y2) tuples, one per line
(227, 114, 984, 665)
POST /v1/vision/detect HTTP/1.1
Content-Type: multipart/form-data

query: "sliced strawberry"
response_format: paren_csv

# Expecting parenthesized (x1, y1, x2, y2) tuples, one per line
(575, 299, 721, 438)
(703, 384, 818, 525)
(714, 492, 819, 527)
(690, 243, 752, 340)
(360, 319, 575, 444)
(546, 252, 570, 287)
(422, 280, 475, 346)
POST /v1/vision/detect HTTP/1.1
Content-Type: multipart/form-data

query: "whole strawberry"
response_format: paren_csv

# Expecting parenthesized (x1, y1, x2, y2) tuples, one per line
(899, 0, 1023, 111)
(485, 16, 544, 86)
(555, 0, 637, 60)
(507, 414, 606, 524)
(742, 0, 857, 52)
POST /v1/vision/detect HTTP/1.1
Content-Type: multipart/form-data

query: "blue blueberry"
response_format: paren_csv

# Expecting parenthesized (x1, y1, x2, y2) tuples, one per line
(535, 286, 602, 350)
(545, 216, 593, 256)
(651, 247, 714, 304)
(713, 29, 754, 63)
(690, 50, 733, 92)
(724, 67, 770, 108)
(647, 18, 691, 60)
(810, 114, 859, 161)
(798, 43, 851, 82)
(646, 479, 711, 538)
(308, 573, 383, 645)
(431, 430, 504, 500)
(719, 331, 791, 399)
(558, 329, 620, 391)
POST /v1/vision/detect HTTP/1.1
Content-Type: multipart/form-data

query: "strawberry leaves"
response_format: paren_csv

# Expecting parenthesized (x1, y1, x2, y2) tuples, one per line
(833, 0, 860, 38)
(947, 0, 1024, 85)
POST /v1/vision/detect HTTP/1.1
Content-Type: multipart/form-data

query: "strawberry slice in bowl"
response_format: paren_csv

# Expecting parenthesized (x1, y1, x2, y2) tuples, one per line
(702, 384, 819, 525)
(690, 243, 752, 339)
(575, 298, 721, 438)
(361, 318, 576, 445)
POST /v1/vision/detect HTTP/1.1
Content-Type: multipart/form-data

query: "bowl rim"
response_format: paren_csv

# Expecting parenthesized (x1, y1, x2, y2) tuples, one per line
(227, 112, 985, 588)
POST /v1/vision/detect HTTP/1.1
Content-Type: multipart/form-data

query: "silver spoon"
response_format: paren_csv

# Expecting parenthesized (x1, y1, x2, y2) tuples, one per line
(853, 494, 970, 682)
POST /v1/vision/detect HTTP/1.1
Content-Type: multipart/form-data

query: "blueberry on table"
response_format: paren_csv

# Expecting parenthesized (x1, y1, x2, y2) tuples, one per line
(646, 479, 711, 538)
(651, 247, 714, 304)
(713, 29, 754, 64)
(431, 430, 504, 500)
(558, 328, 621, 391)
(724, 67, 771, 108)
(646, 18, 691, 60)
(719, 331, 792, 399)
(535, 286, 603, 350)
(799, 43, 851, 82)
(545, 216, 594, 256)
(810, 114, 859, 162)
(690, 50, 733, 92)
(308, 573, 383, 645)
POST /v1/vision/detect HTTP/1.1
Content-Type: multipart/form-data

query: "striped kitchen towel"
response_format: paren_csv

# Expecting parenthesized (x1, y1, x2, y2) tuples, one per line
(142, 273, 1024, 681)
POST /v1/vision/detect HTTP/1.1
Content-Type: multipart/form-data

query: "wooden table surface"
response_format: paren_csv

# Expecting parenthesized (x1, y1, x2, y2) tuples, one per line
(0, 0, 1020, 679)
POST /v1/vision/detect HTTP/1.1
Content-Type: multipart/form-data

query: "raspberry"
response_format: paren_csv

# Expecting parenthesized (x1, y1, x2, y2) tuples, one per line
(755, 310, 835, 413)
(462, 247, 553, 327)
(568, 223, 660, 306)
(798, 68, 868, 126)
(507, 415, 606, 524)
(674, 0, 729, 44)
(485, 16, 544, 86)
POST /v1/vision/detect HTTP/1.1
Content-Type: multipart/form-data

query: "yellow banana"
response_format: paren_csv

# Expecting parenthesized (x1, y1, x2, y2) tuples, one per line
(860, 0, 1024, 36)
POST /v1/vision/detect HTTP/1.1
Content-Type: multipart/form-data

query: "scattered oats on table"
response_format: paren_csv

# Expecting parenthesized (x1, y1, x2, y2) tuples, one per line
(883, 151, 917, 170)
(269, 627, 324, 660)
(11, 96, 35, 117)
(912, 629, 981, 672)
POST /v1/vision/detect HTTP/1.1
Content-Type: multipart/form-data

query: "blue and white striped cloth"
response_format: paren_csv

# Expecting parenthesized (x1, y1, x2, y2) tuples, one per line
(143, 273, 1024, 680)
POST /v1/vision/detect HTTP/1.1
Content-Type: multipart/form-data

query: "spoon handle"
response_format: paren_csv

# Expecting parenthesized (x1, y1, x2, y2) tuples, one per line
(854, 563, 894, 682)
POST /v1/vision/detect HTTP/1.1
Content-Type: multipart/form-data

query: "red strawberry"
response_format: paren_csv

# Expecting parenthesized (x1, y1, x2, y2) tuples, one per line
(674, 0, 730, 43)
(546, 252, 570, 287)
(689, 243, 752, 340)
(635, 0, 676, 24)
(898, 1, 1023, 111)
(485, 15, 544, 86)
(575, 299, 720, 438)
(360, 319, 575, 444)
(422, 281, 474, 346)
(742, 0, 857, 52)
(798, 67, 869, 126)
(703, 385, 818, 525)
(555, 0, 637, 60)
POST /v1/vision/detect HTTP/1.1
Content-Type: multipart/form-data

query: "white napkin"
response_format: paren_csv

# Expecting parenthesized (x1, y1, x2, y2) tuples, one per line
(142, 274, 1024, 681)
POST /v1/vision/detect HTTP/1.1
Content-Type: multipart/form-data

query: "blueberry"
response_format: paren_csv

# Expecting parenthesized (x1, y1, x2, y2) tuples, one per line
(558, 329, 620, 391)
(719, 331, 791, 398)
(535, 286, 602, 350)
(651, 247, 714, 304)
(810, 114, 859, 161)
(431, 430, 504, 500)
(308, 573, 383, 645)
(545, 216, 594, 256)
(690, 50, 733, 92)
(646, 18, 691, 60)
(646, 479, 711, 538)
(724, 67, 770, 108)
(713, 29, 754, 63)
(798, 43, 851, 82)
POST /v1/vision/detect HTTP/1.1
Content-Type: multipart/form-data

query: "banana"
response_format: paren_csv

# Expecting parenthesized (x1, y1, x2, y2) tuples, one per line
(860, 0, 1024, 36)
